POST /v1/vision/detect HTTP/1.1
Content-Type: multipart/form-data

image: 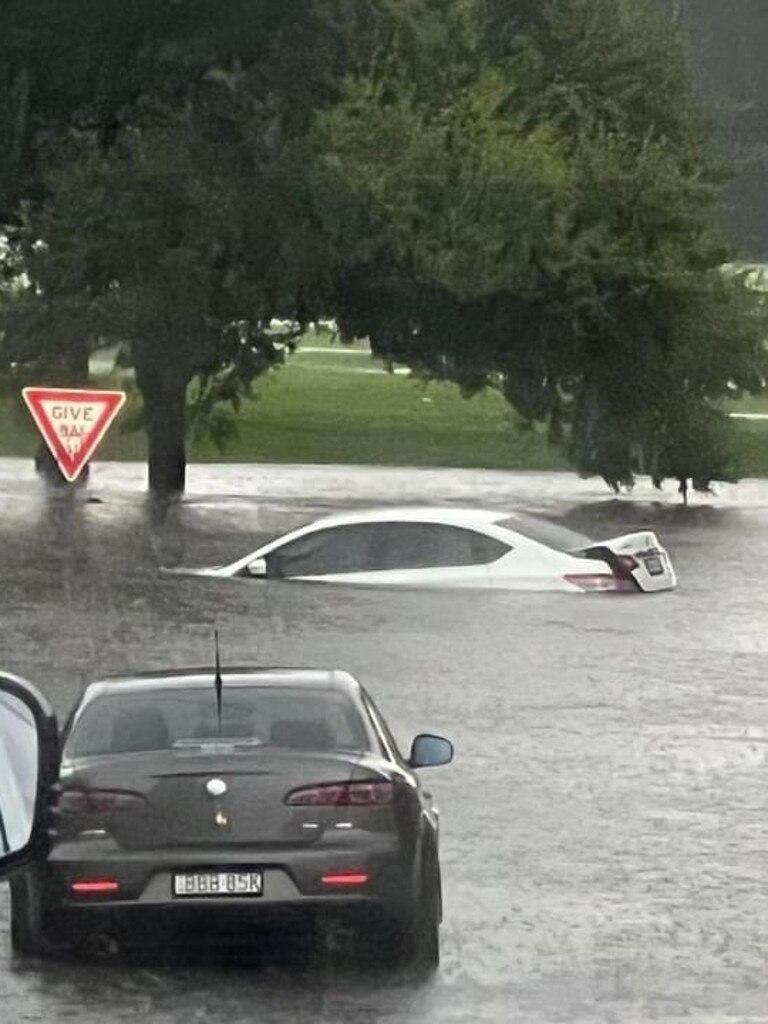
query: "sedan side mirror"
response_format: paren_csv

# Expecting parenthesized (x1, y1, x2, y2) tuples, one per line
(246, 557, 268, 578)
(0, 673, 58, 878)
(408, 733, 454, 769)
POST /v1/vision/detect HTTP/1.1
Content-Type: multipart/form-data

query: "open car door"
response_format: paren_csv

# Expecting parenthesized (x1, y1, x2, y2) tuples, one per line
(0, 673, 59, 878)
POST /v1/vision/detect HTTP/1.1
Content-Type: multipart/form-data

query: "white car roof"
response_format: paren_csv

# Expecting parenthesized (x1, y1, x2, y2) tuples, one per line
(295, 507, 508, 530)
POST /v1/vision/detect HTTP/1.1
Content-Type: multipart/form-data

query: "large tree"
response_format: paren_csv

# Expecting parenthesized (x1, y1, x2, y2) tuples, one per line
(0, 0, 431, 492)
(314, 0, 767, 493)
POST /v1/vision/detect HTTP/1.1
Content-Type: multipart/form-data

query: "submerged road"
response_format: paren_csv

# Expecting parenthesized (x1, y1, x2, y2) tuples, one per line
(2, 459, 768, 1022)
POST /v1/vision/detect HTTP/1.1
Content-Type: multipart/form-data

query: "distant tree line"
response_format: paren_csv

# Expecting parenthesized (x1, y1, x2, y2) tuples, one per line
(0, 0, 764, 494)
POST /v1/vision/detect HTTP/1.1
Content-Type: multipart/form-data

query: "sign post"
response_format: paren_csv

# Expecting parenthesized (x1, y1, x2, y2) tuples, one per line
(22, 387, 126, 483)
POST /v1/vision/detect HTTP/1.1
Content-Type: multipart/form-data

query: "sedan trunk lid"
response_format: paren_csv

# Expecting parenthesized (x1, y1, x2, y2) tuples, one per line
(573, 530, 677, 593)
(57, 748, 376, 850)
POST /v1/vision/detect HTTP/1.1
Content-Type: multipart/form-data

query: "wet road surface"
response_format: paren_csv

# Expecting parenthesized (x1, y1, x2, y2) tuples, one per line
(3, 458, 768, 1022)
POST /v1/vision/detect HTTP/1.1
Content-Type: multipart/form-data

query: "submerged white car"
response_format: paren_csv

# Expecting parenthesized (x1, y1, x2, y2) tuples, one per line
(170, 507, 677, 593)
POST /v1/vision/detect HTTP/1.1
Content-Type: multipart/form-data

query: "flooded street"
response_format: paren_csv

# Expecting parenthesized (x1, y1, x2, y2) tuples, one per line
(3, 457, 768, 1022)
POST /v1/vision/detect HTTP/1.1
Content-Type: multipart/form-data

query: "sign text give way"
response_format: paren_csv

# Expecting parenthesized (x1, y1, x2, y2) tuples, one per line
(22, 387, 126, 482)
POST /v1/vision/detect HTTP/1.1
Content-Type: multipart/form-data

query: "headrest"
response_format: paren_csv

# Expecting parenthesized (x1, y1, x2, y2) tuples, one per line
(268, 718, 335, 751)
(193, 719, 253, 739)
(111, 707, 170, 754)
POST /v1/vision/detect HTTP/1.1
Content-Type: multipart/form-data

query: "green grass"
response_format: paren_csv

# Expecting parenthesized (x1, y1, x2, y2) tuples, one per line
(720, 391, 768, 477)
(730, 392, 768, 415)
(729, 420, 768, 477)
(0, 341, 566, 471)
(6, 335, 768, 475)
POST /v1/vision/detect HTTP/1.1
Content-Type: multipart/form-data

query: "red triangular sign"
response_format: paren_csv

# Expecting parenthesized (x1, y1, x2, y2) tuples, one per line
(22, 387, 126, 482)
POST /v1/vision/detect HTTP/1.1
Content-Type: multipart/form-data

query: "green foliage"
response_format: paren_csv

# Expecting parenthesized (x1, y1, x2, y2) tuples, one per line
(1, 121, 291, 426)
(312, 0, 768, 493)
(318, 73, 567, 298)
(485, 0, 701, 145)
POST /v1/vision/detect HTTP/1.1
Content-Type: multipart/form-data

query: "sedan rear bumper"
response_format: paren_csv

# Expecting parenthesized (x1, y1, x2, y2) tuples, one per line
(39, 835, 413, 930)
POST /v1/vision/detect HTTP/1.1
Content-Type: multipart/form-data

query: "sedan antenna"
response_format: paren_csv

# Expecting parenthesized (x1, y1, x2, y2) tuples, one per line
(214, 629, 223, 737)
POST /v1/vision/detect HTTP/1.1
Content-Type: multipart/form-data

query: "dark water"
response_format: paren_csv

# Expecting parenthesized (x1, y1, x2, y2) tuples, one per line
(2, 459, 768, 1023)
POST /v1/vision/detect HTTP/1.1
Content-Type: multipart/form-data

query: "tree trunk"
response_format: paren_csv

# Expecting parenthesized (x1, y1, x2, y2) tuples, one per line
(137, 366, 188, 495)
(10, 68, 31, 195)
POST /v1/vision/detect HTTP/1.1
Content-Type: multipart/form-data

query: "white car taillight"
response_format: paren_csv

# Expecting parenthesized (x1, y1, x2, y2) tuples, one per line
(563, 573, 635, 593)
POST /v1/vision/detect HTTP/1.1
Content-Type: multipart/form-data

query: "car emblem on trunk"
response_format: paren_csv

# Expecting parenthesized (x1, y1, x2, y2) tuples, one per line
(206, 778, 227, 798)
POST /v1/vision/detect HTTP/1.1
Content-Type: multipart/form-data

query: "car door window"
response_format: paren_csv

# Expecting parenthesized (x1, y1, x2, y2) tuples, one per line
(371, 522, 509, 570)
(266, 524, 382, 578)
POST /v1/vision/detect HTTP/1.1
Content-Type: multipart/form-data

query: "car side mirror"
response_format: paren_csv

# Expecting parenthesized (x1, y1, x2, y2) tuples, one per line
(246, 557, 268, 578)
(0, 673, 59, 878)
(408, 733, 454, 769)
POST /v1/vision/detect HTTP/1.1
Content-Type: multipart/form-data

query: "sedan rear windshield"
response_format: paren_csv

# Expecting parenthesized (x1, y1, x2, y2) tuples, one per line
(497, 514, 592, 553)
(65, 686, 370, 759)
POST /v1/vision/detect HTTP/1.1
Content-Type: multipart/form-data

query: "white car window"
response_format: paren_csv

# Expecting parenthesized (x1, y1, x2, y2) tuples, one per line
(371, 523, 509, 570)
(497, 514, 591, 552)
(267, 524, 380, 577)
(267, 521, 509, 577)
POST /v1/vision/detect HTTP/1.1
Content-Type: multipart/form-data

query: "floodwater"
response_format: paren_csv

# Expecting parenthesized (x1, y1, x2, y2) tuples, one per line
(2, 457, 768, 1023)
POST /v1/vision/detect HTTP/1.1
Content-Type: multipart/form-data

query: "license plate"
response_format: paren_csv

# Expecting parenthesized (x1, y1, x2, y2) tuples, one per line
(173, 871, 262, 898)
(644, 555, 664, 576)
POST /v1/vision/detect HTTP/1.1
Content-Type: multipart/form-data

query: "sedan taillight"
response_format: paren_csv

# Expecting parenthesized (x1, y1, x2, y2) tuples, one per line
(563, 573, 636, 593)
(321, 870, 370, 887)
(71, 879, 120, 895)
(57, 789, 148, 813)
(284, 781, 394, 807)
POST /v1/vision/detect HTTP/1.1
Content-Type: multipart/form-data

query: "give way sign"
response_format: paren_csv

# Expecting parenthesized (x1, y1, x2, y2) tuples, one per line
(22, 387, 126, 482)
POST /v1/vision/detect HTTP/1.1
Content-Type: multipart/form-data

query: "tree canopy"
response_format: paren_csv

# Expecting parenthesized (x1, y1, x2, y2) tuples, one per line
(314, 0, 767, 493)
(0, 0, 764, 494)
